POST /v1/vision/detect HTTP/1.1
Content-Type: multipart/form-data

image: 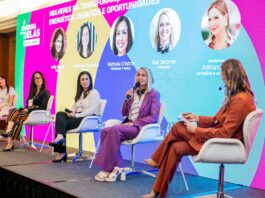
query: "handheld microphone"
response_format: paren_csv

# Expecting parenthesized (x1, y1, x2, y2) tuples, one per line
(125, 82, 140, 101)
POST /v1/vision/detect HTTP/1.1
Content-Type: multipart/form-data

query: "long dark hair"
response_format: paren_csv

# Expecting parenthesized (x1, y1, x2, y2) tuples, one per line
(221, 59, 254, 100)
(51, 29, 64, 60)
(78, 23, 91, 58)
(75, 71, 93, 102)
(28, 71, 46, 99)
(0, 75, 10, 93)
(112, 16, 133, 55)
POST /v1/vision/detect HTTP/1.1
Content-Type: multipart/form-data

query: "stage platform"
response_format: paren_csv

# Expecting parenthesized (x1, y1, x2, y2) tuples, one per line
(0, 140, 264, 198)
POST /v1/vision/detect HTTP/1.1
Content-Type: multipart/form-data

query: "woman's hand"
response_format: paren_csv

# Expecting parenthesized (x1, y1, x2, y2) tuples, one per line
(67, 112, 76, 118)
(182, 112, 199, 122)
(184, 122, 196, 133)
(125, 89, 134, 99)
(122, 122, 134, 127)
(21, 108, 29, 113)
(29, 105, 36, 109)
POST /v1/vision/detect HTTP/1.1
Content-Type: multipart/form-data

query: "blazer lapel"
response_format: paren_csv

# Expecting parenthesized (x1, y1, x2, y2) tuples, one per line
(138, 90, 151, 118)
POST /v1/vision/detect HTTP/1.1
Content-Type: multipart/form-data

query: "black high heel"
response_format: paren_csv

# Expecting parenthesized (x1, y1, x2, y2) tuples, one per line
(3, 145, 15, 152)
(49, 138, 66, 147)
(1, 131, 14, 138)
(52, 153, 67, 163)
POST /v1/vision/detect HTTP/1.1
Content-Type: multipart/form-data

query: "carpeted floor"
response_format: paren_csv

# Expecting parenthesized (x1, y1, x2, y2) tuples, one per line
(0, 141, 264, 198)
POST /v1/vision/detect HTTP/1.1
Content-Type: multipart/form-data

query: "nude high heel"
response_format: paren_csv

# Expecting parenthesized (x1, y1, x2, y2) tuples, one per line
(105, 167, 123, 182)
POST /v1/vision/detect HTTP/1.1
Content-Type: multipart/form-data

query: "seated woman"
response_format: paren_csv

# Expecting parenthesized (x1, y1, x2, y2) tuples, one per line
(1, 71, 50, 151)
(94, 67, 161, 182)
(141, 59, 256, 198)
(49, 71, 100, 163)
(0, 75, 16, 139)
(0, 75, 16, 113)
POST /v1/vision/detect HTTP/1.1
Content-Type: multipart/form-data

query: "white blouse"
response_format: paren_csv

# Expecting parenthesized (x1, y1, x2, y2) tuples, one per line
(0, 86, 15, 108)
(128, 93, 145, 121)
(71, 89, 100, 118)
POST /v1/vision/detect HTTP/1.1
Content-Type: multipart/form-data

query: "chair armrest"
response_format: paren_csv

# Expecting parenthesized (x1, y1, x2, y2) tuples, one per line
(67, 116, 101, 133)
(192, 138, 247, 164)
(23, 110, 50, 126)
(104, 119, 122, 128)
(122, 123, 161, 145)
(0, 106, 11, 117)
(1, 106, 13, 111)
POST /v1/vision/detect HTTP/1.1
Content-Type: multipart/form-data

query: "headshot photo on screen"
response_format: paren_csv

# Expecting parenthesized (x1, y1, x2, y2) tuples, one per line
(150, 8, 181, 54)
(110, 16, 134, 57)
(201, 0, 241, 50)
(50, 28, 66, 61)
(77, 22, 97, 58)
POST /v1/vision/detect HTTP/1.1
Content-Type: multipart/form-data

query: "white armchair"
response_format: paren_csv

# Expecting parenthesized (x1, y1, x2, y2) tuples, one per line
(21, 95, 54, 150)
(94, 103, 165, 177)
(66, 99, 107, 163)
(192, 108, 263, 198)
(121, 103, 165, 176)
(121, 103, 189, 190)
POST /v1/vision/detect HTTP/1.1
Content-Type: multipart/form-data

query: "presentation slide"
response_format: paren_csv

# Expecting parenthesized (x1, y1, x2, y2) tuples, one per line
(15, 0, 265, 189)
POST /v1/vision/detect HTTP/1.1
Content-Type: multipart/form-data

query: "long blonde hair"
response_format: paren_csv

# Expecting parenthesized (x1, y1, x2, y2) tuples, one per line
(135, 67, 154, 92)
(153, 9, 177, 49)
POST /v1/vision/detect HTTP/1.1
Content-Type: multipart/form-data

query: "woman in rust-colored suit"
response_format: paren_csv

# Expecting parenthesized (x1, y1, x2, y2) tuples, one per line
(142, 59, 256, 198)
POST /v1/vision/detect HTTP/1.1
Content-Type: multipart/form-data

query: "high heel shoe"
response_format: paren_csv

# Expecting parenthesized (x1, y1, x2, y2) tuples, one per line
(95, 171, 110, 182)
(52, 153, 67, 163)
(120, 167, 132, 181)
(105, 167, 123, 182)
(1, 131, 14, 138)
(49, 138, 66, 147)
(3, 145, 15, 152)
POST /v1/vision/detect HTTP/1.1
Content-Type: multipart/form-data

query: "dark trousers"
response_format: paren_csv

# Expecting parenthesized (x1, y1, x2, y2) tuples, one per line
(54, 111, 83, 153)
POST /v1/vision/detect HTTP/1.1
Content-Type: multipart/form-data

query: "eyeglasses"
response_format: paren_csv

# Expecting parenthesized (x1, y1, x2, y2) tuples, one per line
(34, 77, 42, 80)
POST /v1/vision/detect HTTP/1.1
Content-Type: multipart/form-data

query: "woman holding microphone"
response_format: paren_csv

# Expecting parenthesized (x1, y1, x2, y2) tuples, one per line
(94, 67, 161, 182)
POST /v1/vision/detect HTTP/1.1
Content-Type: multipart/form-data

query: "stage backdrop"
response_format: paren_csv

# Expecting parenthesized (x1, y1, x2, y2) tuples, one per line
(15, 0, 265, 189)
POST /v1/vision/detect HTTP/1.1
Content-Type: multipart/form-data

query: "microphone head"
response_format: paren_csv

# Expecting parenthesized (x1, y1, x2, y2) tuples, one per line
(125, 82, 141, 101)
(133, 82, 140, 90)
(135, 81, 140, 87)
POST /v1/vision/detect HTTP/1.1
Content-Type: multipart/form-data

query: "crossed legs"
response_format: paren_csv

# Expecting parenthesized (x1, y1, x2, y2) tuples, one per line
(143, 122, 198, 198)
